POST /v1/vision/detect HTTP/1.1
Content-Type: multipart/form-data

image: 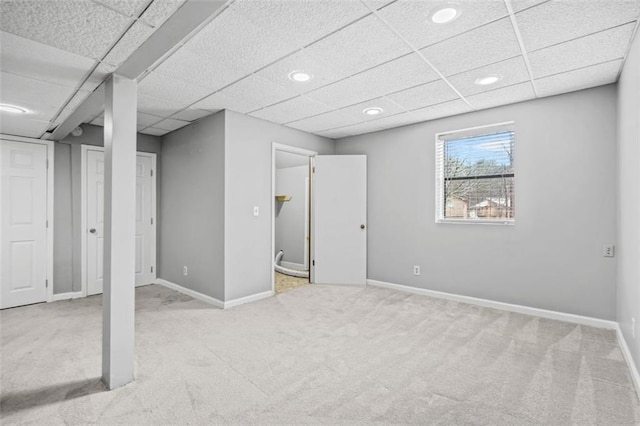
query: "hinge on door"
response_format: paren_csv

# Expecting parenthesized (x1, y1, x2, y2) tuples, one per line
(312, 260, 315, 266)
(45, 279, 48, 288)
(151, 266, 154, 273)
(312, 166, 315, 173)
(46, 159, 49, 169)
(151, 218, 153, 225)
(46, 220, 49, 228)
(151, 169, 154, 177)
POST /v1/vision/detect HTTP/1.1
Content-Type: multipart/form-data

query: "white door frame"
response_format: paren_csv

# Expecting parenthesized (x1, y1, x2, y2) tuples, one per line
(271, 143, 317, 293)
(80, 145, 157, 297)
(0, 134, 54, 307)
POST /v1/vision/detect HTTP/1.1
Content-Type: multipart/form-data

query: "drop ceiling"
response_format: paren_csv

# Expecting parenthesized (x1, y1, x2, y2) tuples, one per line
(0, 0, 639, 140)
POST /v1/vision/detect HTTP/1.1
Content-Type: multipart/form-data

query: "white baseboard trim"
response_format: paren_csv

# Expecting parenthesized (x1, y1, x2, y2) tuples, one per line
(224, 290, 274, 309)
(280, 261, 306, 271)
(157, 279, 224, 309)
(616, 324, 640, 399)
(52, 291, 84, 302)
(366, 279, 617, 330)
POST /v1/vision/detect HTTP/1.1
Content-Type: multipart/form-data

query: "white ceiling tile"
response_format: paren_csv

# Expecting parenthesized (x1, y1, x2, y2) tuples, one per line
(306, 53, 440, 109)
(339, 97, 407, 122)
(0, 0, 131, 59)
(410, 99, 473, 122)
(138, 93, 187, 116)
(139, 71, 210, 105)
(137, 112, 163, 127)
(215, 75, 298, 113)
(510, 0, 548, 13)
(535, 59, 622, 98)
(0, 72, 73, 121)
(250, 96, 332, 124)
(185, 8, 295, 79)
(305, 14, 412, 77)
(366, 112, 423, 130)
(377, 0, 509, 50)
(139, 127, 168, 136)
(420, 18, 521, 76)
(327, 121, 383, 137)
(140, 0, 187, 28)
(466, 81, 536, 110)
(387, 79, 459, 111)
(362, 0, 397, 11)
(191, 91, 258, 114)
(528, 23, 635, 78)
(65, 90, 92, 111)
(255, 49, 347, 94)
(0, 31, 96, 89)
(0, 115, 50, 138)
(154, 118, 190, 131)
(316, 129, 350, 139)
(447, 56, 530, 96)
(516, 0, 640, 51)
(94, 0, 151, 18)
(102, 21, 154, 68)
(170, 108, 214, 122)
(231, 0, 370, 50)
(287, 109, 362, 133)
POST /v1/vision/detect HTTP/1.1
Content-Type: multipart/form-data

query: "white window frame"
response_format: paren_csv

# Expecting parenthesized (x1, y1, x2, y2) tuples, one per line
(435, 121, 515, 225)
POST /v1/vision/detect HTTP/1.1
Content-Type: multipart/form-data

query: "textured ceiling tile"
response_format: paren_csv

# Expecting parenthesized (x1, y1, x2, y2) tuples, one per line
(102, 21, 154, 67)
(137, 112, 163, 127)
(466, 81, 535, 110)
(366, 112, 423, 130)
(170, 108, 213, 122)
(362, 0, 397, 11)
(287, 109, 362, 133)
(316, 129, 350, 139)
(447, 56, 530, 96)
(0, 31, 96, 89)
(140, 0, 186, 27)
(94, 0, 151, 17)
(231, 0, 370, 50)
(535, 59, 622, 98)
(251, 96, 332, 124)
(191, 91, 257, 114)
(0, 72, 73, 121)
(528, 23, 635, 78)
(154, 118, 190, 131)
(387, 79, 459, 111)
(339, 96, 407, 122)
(255, 49, 347, 94)
(305, 14, 412, 77)
(327, 121, 383, 137)
(0, 0, 131, 59)
(410, 99, 473, 122)
(139, 127, 168, 136)
(516, 0, 640, 51)
(185, 8, 295, 80)
(510, 0, 548, 13)
(377, 0, 508, 50)
(0, 115, 50, 138)
(420, 18, 521, 76)
(217, 75, 298, 113)
(139, 71, 210, 105)
(138, 93, 187, 116)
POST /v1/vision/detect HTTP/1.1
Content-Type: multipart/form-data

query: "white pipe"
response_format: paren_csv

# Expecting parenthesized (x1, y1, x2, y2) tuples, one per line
(274, 250, 309, 278)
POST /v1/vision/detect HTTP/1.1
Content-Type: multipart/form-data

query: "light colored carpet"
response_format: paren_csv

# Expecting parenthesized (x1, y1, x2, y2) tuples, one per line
(1, 284, 638, 425)
(274, 271, 309, 294)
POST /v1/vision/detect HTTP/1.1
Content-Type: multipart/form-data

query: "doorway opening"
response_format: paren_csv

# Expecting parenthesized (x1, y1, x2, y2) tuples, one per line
(272, 144, 317, 294)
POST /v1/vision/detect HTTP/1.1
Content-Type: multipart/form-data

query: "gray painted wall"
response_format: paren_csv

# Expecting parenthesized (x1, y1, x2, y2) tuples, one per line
(159, 111, 226, 300)
(617, 32, 640, 371)
(53, 124, 161, 294)
(224, 110, 334, 300)
(275, 165, 308, 265)
(336, 85, 618, 320)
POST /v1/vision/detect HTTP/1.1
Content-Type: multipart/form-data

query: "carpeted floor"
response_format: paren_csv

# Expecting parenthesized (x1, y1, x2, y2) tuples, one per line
(274, 271, 309, 294)
(1, 284, 638, 425)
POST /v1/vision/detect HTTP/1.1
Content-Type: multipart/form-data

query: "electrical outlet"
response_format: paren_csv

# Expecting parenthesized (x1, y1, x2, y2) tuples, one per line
(633, 317, 636, 339)
(603, 244, 615, 257)
(183, 266, 188, 276)
(413, 265, 421, 276)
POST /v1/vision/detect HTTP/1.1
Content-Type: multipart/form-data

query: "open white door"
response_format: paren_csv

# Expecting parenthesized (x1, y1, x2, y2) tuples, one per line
(312, 155, 367, 285)
(85, 148, 156, 296)
(0, 140, 49, 308)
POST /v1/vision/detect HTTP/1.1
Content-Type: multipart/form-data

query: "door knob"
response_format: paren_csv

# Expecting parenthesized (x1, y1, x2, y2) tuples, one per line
(360, 224, 366, 229)
(89, 228, 96, 234)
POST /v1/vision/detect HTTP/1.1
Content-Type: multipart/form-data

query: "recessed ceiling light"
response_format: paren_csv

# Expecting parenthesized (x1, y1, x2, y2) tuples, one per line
(475, 74, 503, 86)
(431, 6, 459, 24)
(0, 103, 28, 114)
(288, 70, 313, 82)
(363, 107, 383, 116)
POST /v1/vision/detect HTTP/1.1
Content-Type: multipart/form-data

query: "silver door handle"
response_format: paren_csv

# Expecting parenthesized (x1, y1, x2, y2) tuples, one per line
(89, 228, 96, 234)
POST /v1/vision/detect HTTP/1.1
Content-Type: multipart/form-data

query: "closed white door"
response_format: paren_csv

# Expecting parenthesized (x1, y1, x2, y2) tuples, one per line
(0, 140, 49, 309)
(86, 149, 155, 296)
(312, 155, 367, 285)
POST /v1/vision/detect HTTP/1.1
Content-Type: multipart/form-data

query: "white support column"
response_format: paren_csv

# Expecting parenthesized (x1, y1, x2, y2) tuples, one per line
(102, 74, 137, 389)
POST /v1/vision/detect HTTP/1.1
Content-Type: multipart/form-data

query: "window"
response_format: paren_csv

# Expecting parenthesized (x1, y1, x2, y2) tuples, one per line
(435, 122, 515, 224)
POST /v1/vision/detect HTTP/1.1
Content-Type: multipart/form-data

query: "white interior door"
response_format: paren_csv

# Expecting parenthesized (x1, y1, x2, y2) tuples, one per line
(86, 149, 155, 296)
(312, 155, 367, 285)
(1, 140, 48, 309)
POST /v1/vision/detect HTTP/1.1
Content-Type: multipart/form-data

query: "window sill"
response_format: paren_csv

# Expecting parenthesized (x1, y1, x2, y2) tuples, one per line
(436, 219, 515, 226)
